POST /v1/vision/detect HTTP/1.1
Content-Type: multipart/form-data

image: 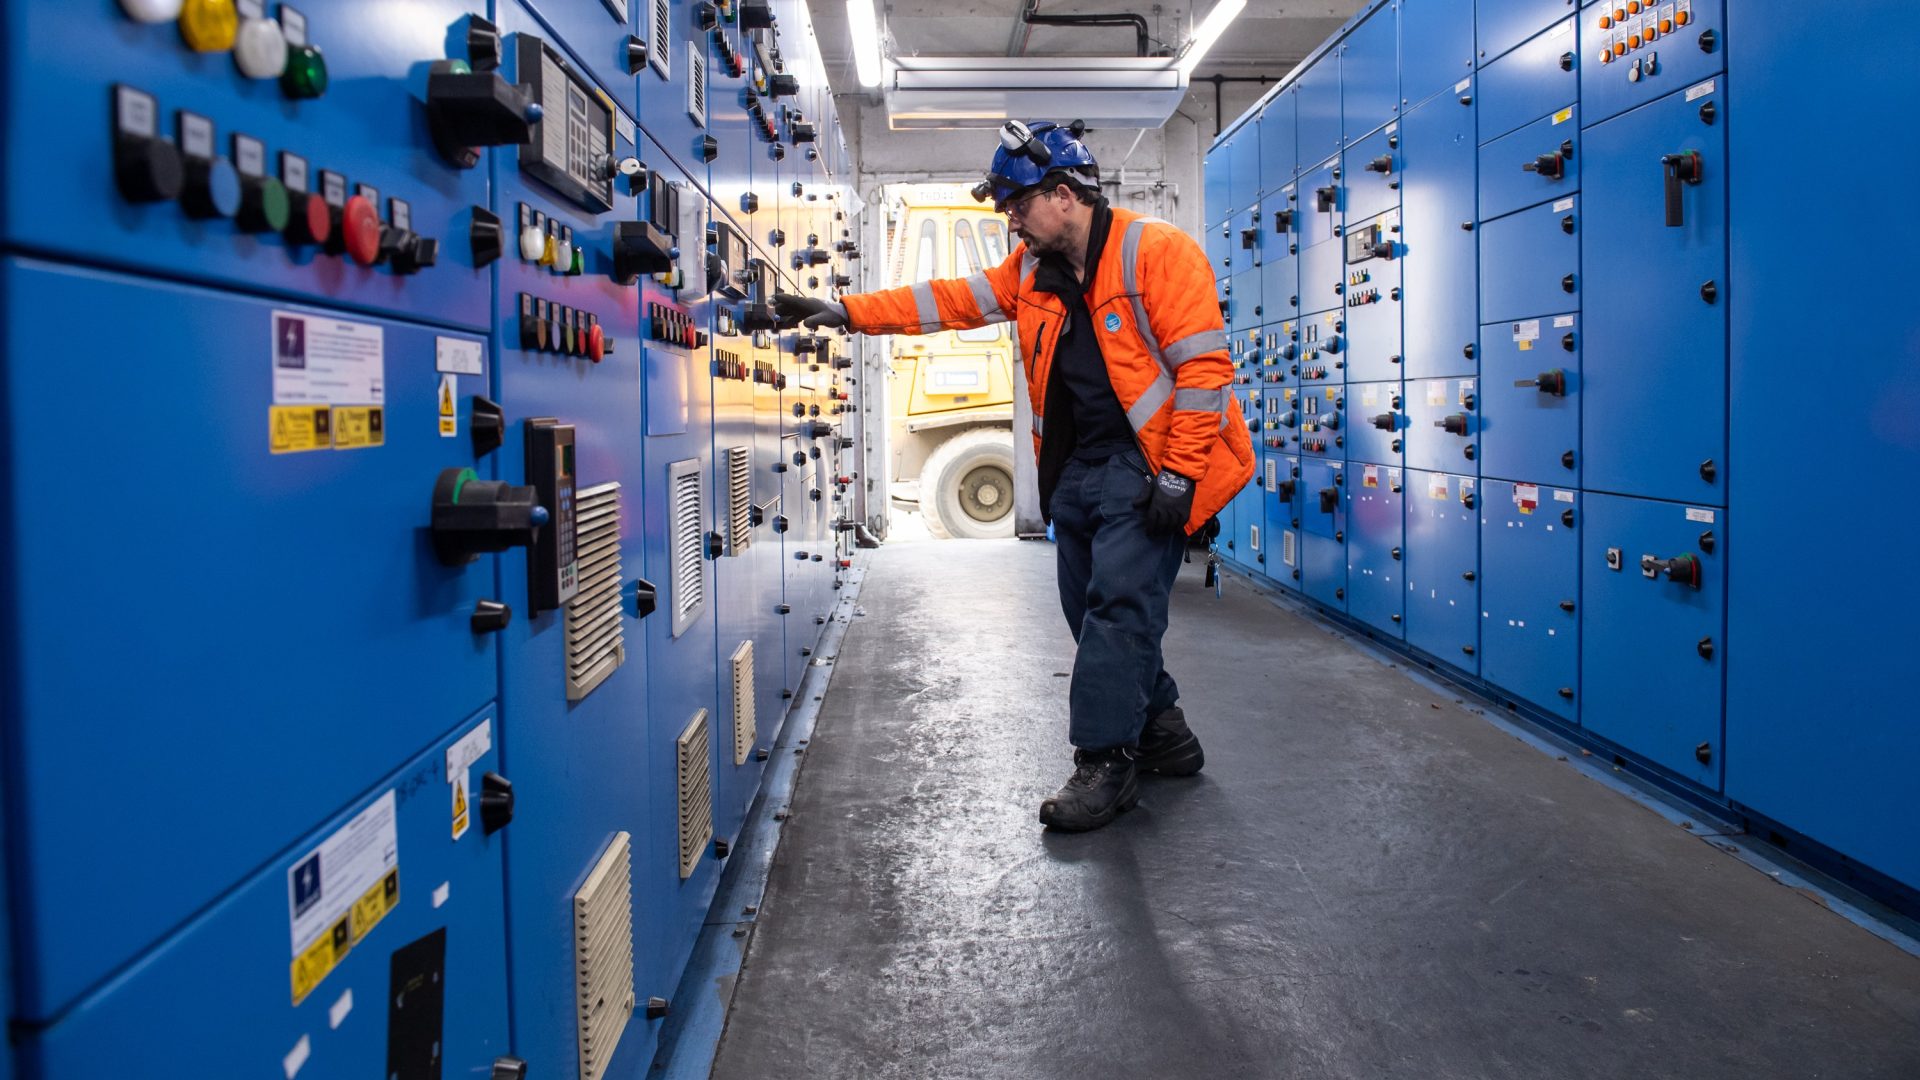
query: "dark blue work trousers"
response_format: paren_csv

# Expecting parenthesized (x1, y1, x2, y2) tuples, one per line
(1049, 448, 1188, 751)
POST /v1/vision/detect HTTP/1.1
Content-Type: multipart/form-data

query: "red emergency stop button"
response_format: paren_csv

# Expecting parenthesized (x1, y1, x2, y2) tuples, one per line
(587, 321, 605, 363)
(342, 194, 381, 266)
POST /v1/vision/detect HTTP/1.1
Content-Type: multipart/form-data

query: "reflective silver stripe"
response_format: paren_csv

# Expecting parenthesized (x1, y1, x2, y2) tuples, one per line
(1174, 386, 1229, 413)
(1032, 412, 1044, 436)
(1019, 252, 1039, 287)
(1120, 218, 1175, 382)
(1164, 328, 1227, 366)
(1126, 373, 1175, 431)
(964, 272, 1007, 325)
(910, 281, 940, 333)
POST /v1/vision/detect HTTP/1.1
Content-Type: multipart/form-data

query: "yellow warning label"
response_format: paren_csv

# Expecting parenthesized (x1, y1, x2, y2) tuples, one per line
(1553, 106, 1574, 125)
(451, 779, 469, 840)
(439, 378, 455, 416)
(331, 406, 385, 450)
(1518, 339, 1534, 351)
(291, 917, 348, 1005)
(438, 374, 458, 439)
(350, 872, 394, 945)
(269, 405, 331, 454)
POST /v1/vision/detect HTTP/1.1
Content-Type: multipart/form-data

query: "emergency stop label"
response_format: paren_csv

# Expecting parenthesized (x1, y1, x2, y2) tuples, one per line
(287, 790, 400, 1004)
(272, 311, 386, 407)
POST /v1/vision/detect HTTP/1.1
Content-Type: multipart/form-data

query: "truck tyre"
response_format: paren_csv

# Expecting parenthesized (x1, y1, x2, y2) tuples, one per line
(920, 428, 1016, 539)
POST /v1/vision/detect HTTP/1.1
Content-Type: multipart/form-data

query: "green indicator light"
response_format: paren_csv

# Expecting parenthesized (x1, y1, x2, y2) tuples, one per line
(570, 247, 585, 275)
(259, 176, 291, 233)
(445, 58, 472, 75)
(281, 43, 329, 99)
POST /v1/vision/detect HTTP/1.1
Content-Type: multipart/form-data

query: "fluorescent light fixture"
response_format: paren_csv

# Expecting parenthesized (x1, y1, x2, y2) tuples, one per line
(1176, 0, 1248, 77)
(847, 0, 883, 88)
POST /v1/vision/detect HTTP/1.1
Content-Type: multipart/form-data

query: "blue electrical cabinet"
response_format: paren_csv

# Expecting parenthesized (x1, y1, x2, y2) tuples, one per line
(1476, 0, 1574, 66)
(26, 714, 513, 1079)
(1398, 89, 1479, 382)
(1208, 221, 1233, 280)
(1300, 458, 1349, 610)
(1401, 0, 1476, 109)
(1262, 223, 1300, 327)
(1259, 88, 1300, 192)
(1403, 375, 1479, 474)
(1264, 454, 1305, 593)
(1479, 313, 1580, 484)
(1477, 17, 1580, 142)
(1478, 105, 1581, 220)
(0, 261, 499, 1022)
(1300, 382, 1345, 461)
(1272, 384, 1305, 457)
(1231, 203, 1262, 279)
(1724, 0, 1920, 898)
(1581, 493, 1725, 789)
(1344, 126, 1402, 222)
(1204, 146, 1231, 230)
(1348, 380, 1406, 465)
(1342, 3, 1401, 143)
(1229, 125, 1262, 222)
(1580, 79, 1726, 506)
(1296, 56, 1344, 169)
(1299, 158, 1343, 249)
(1298, 309, 1345, 389)
(1480, 478, 1580, 721)
(1479, 194, 1580, 323)
(1300, 241, 1346, 320)
(487, 5, 662, 1071)
(1231, 409, 1267, 571)
(1343, 210, 1404, 383)
(1347, 465, 1406, 637)
(1405, 470, 1480, 669)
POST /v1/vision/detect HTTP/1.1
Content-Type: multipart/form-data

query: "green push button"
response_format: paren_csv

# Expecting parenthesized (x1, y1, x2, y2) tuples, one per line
(281, 43, 329, 99)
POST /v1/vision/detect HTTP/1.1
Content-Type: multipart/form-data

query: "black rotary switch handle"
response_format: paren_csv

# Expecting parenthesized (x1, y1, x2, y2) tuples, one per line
(430, 467, 545, 566)
(425, 59, 541, 168)
(1514, 369, 1569, 396)
(1523, 151, 1566, 180)
(1640, 552, 1703, 590)
(1662, 150, 1703, 227)
(1435, 413, 1472, 436)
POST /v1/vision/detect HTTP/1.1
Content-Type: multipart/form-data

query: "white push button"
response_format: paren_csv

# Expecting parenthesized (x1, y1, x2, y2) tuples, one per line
(119, 0, 185, 22)
(234, 16, 288, 78)
(519, 224, 544, 262)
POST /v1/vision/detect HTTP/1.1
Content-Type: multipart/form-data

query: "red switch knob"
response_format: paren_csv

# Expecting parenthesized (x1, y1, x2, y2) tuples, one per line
(342, 194, 381, 266)
(587, 321, 605, 363)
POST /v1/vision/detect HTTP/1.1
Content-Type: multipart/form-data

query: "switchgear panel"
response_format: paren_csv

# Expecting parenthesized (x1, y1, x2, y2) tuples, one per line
(1405, 470, 1479, 669)
(1347, 465, 1405, 637)
(1264, 454, 1304, 592)
(1480, 479, 1580, 721)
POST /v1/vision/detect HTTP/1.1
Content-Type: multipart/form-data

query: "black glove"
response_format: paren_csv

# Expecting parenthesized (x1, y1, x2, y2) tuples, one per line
(773, 292, 849, 330)
(1136, 469, 1196, 536)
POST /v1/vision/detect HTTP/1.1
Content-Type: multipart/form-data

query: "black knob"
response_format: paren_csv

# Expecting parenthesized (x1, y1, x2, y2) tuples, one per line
(647, 997, 672, 1020)
(471, 395, 505, 456)
(1463, 342, 1476, 359)
(470, 599, 512, 633)
(479, 772, 515, 833)
(492, 1058, 528, 1080)
(115, 127, 184, 204)
(1559, 51, 1575, 71)
(1436, 413, 1470, 436)
(634, 577, 658, 619)
(792, 121, 818, 143)
(385, 229, 438, 275)
(1562, 273, 1577, 293)
(1319, 487, 1339, 513)
(430, 467, 543, 566)
(1561, 450, 1577, 469)
(1371, 413, 1396, 430)
(700, 135, 719, 162)
(624, 34, 648, 74)
(1366, 154, 1393, 173)
(1515, 369, 1567, 396)
(741, 192, 760, 213)
(614, 220, 676, 284)
(425, 61, 539, 168)
(1523, 151, 1565, 179)
(768, 72, 801, 97)
(470, 205, 504, 268)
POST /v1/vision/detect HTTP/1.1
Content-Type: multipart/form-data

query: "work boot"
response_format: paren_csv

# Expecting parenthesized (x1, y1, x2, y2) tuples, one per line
(1038, 748, 1140, 832)
(1136, 706, 1205, 776)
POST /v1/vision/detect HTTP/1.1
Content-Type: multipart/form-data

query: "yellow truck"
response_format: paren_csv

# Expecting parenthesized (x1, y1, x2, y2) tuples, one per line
(882, 184, 1020, 538)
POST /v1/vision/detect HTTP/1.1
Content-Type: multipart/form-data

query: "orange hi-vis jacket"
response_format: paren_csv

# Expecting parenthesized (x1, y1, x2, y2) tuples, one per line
(842, 206, 1254, 536)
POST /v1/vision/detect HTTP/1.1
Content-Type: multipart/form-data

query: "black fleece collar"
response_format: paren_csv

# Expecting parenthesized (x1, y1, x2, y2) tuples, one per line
(1031, 200, 1113, 303)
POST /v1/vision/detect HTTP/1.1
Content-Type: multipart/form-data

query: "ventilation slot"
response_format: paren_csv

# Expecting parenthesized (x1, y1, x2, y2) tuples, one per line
(731, 641, 755, 766)
(668, 458, 705, 638)
(723, 446, 752, 556)
(686, 44, 706, 125)
(1283, 529, 1297, 568)
(677, 710, 714, 879)
(648, 0, 671, 78)
(1250, 524, 1261, 552)
(573, 832, 636, 1080)
(566, 482, 626, 702)
(1264, 456, 1277, 490)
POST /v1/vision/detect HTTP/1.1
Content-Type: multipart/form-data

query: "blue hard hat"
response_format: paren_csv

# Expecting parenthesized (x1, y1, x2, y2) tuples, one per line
(972, 120, 1100, 212)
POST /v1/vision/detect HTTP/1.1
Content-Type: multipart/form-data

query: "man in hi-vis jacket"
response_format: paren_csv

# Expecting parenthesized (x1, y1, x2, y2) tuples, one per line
(775, 120, 1255, 832)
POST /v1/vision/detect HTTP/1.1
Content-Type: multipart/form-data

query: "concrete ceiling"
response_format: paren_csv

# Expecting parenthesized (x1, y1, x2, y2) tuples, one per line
(809, 0, 1368, 94)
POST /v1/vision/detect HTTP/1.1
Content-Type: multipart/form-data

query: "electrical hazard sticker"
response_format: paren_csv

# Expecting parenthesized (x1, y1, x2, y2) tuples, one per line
(330, 406, 385, 450)
(446, 719, 492, 842)
(270, 405, 331, 454)
(1363, 465, 1379, 489)
(1515, 483, 1540, 514)
(287, 790, 400, 1005)
(1428, 473, 1450, 501)
(438, 374, 458, 438)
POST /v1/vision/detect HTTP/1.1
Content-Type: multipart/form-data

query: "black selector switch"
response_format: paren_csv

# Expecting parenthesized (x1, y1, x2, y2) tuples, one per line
(613, 220, 676, 285)
(1436, 413, 1472, 435)
(479, 772, 515, 833)
(430, 467, 544, 566)
(425, 41, 540, 169)
(112, 85, 182, 204)
(767, 72, 800, 97)
(175, 110, 239, 220)
(1515, 369, 1569, 396)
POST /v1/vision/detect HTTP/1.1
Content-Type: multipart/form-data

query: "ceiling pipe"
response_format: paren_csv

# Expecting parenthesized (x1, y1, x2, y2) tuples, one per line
(1021, 11, 1155, 58)
(1197, 73, 1272, 138)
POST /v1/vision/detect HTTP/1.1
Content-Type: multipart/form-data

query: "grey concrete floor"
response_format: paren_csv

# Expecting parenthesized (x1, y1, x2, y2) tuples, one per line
(710, 536, 1920, 1080)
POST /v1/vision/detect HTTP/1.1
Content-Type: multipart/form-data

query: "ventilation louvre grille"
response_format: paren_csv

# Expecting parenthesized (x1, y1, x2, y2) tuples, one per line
(1250, 524, 1261, 552)
(677, 710, 714, 879)
(573, 832, 635, 1080)
(731, 640, 755, 766)
(668, 459, 705, 638)
(724, 446, 752, 556)
(566, 482, 626, 702)
(1264, 456, 1277, 490)
(648, 0, 670, 78)
(1283, 529, 1297, 568)
(687, 43, 706, 124)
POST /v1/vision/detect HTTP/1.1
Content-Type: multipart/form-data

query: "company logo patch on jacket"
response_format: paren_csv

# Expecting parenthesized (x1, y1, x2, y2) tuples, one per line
(1104, 313, 1123, 333)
